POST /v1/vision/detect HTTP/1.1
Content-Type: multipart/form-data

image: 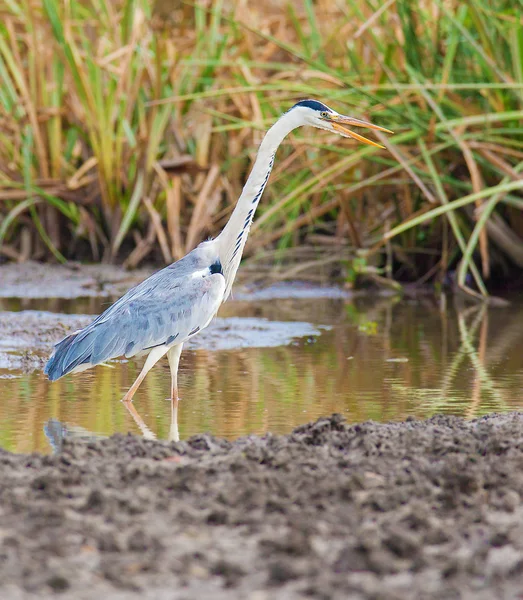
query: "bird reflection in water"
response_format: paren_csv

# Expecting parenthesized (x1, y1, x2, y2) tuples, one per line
(44, 399, 179, 453)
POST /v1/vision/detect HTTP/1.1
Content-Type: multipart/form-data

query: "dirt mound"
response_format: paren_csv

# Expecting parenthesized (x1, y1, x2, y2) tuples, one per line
(1, 413, 523, 599)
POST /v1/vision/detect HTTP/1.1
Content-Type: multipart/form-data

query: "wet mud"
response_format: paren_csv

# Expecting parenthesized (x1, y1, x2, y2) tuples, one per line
(0, 261, 351, 302)
(0, 261, 152, 299)
(1, 413, 523, 599)
(0, 310, 324, 372)
(0, 262, 338, 372)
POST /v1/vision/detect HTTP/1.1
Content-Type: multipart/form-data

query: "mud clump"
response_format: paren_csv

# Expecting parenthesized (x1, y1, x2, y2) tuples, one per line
(1, 413, 523, 599)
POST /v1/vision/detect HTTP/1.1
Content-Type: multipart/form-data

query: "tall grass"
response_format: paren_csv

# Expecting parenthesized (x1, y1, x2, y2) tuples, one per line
(0, 0, 522, 294)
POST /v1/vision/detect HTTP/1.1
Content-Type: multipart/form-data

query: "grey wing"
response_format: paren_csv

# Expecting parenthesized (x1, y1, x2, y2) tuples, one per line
(119, 272, 226, 358)
(44, 268, 225, 380)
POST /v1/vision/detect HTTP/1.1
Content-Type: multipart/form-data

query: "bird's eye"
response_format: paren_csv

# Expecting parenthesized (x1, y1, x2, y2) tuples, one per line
(320, 111, 329, 118)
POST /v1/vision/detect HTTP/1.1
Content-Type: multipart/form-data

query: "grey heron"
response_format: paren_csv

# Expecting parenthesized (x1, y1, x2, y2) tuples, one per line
(45, 99, 391, 440)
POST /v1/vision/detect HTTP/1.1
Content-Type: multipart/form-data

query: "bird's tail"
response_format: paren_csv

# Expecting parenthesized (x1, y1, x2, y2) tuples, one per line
(44, 330, 92, 381)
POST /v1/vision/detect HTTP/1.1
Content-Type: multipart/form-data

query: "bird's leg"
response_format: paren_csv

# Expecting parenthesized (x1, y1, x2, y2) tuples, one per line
(121, 346, 169, 439)
(167, 344, 183, 442)
(169, 398, 179, 444)
(122, 346, 168, 403)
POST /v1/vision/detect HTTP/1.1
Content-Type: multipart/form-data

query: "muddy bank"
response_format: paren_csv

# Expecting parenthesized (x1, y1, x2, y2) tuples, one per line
(0, 261, 153, 299)
(1, 413, 523, 599)
(0, 261, 350, 301)
(0, 310, 324, 372)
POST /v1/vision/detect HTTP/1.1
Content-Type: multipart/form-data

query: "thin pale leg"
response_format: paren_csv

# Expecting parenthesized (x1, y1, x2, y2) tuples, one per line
(121, 346, 169, 439)
(122, 346, 168, 404)
(167, 344, 183, 442)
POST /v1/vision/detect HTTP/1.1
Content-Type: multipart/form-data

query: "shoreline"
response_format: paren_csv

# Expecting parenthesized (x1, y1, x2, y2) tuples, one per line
(1, 412, 522, 598)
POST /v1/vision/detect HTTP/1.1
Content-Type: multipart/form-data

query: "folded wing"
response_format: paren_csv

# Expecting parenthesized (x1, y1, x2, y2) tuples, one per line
(44, 264, 225, 381)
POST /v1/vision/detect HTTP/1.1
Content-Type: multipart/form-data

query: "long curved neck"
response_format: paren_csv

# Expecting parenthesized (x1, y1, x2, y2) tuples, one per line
(218, 110, 302, 298)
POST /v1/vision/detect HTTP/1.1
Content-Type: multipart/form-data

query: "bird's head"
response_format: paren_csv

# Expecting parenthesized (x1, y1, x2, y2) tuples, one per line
(290, 99, 392, 148)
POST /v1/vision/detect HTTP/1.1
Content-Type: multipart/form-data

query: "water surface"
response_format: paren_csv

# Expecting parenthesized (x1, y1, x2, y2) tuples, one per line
(1, 293, 522, 453)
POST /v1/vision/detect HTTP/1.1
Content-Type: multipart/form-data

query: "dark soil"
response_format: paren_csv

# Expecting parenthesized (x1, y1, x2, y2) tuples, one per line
(2, 413, 523, 599)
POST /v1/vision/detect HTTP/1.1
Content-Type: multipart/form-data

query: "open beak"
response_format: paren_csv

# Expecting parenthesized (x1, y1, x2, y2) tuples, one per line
(325, 115, 393, 149)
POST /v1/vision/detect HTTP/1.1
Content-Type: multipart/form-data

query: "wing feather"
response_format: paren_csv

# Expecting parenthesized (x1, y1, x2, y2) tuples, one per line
(45, 252, 225, 381)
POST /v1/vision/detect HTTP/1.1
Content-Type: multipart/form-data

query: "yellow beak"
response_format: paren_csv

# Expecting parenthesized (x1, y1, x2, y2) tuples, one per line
(326, 115, 393, 149)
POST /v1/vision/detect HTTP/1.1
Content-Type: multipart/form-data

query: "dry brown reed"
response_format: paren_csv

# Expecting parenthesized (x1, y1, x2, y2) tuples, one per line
(1, 0, 522, 294)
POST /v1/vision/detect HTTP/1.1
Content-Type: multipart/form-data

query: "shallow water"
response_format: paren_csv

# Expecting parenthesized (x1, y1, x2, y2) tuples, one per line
(1, 291, 522, 453)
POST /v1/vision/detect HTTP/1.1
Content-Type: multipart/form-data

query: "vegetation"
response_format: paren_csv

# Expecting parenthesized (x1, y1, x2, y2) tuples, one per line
(1, 0, 522, 296)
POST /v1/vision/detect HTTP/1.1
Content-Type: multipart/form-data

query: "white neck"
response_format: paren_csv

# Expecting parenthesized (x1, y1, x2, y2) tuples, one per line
(217, 109, 304, 298)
